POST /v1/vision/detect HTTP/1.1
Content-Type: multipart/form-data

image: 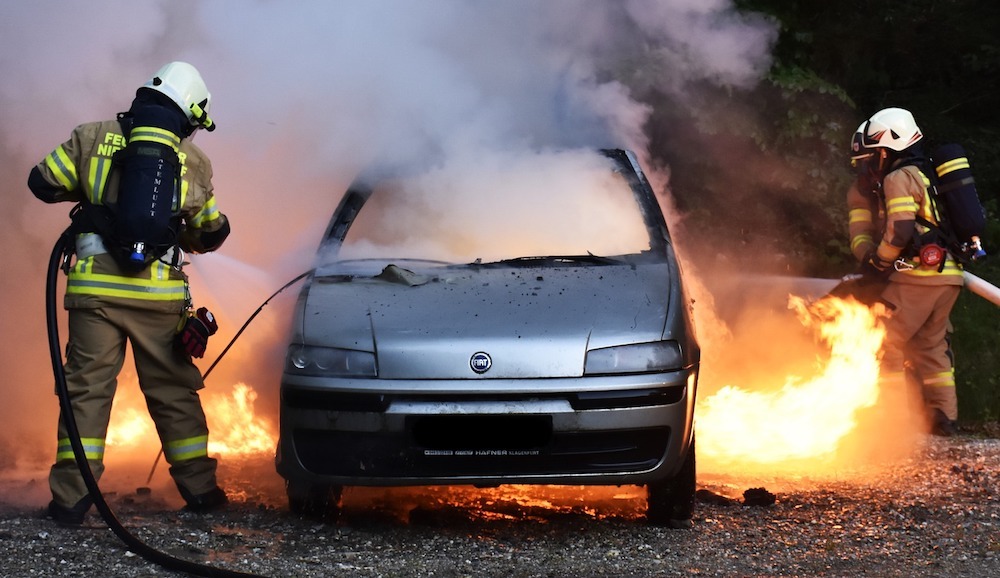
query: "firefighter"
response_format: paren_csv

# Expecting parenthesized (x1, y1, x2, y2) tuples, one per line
(847, 107, 964, 436)
(28, 62, 232, 525)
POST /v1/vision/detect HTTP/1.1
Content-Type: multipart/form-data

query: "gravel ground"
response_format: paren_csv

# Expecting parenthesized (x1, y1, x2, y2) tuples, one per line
(2, 432, 999, 578)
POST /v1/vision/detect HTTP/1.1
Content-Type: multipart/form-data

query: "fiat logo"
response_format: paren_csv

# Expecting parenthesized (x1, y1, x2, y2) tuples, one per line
(470, 351, 492, 374)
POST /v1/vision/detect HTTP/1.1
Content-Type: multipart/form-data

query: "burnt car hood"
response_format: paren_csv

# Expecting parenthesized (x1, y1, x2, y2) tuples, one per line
(299, 262, 672, 379)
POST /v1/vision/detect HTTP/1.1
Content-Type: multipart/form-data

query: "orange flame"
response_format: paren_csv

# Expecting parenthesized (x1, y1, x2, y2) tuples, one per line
(205, 382, 277, 456)
(105, 406, 155, 449)
(697, 295, 891, 475)
(106, 382, 276, 458)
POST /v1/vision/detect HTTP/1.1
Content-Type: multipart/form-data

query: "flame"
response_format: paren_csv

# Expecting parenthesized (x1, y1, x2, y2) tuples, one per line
(105, 406, 155, 449)
(106, 381, 276, 458)
(204, 382, 277, 456)
(697, 295, 893, 475)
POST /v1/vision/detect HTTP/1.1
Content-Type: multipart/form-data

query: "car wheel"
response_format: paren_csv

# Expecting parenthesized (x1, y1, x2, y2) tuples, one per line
(287, 480, 343, 521)
(646, 436, 695, 528)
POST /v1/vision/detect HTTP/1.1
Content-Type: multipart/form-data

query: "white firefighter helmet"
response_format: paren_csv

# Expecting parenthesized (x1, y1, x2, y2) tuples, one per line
(143, 61, 215, 131)
(861, 107, 921, 152)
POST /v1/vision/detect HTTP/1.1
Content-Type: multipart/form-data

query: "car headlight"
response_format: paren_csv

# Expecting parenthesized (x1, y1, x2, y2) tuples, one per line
(584, 341, 684, 375)
(284, 345, 377, 377)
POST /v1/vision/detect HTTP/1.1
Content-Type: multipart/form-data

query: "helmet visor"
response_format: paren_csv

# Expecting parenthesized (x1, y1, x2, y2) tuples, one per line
(850, 151, 876, 171)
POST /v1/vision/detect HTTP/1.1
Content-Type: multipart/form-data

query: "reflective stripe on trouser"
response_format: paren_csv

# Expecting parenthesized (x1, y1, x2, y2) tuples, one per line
(922, 369, 958, 423)
(49, 306, 219, 508)
(879, 283, 961, 421)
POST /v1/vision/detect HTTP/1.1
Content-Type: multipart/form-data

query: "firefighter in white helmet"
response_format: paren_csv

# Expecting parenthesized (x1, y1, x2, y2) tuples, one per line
(28, 61, 231, 525)
(846, 107, 963, 436)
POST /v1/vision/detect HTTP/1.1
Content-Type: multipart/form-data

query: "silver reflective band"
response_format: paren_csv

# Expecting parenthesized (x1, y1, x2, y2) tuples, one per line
(75, 233, 107, 258)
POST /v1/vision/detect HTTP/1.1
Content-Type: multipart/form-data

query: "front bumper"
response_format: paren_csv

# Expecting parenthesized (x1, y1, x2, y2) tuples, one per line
(276, 369, 696, 487)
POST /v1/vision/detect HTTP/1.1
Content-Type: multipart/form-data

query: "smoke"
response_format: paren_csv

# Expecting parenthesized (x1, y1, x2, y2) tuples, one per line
(335, 149, 654, 263)
(0, 0, 777, 481)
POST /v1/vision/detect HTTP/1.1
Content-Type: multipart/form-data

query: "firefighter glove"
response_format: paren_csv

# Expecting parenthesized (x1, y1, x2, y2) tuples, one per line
(175, 307, 218, 358)
(858, 250, 893, 281)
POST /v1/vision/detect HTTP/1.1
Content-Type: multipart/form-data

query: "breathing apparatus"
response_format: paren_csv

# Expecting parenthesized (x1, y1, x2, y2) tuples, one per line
(118, 62, 216, 271)
(927, 143, 988, 264)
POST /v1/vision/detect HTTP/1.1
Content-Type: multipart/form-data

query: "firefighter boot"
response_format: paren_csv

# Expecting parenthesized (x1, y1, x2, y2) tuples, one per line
(931, 409, 958, 437)
(179, 484, 229, 512)
(46, 496, 93, 527)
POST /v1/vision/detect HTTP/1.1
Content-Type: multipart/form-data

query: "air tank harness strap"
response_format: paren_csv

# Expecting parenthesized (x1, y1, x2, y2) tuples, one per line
(907, 214, 952, 273)
(68, 203, 183, 268)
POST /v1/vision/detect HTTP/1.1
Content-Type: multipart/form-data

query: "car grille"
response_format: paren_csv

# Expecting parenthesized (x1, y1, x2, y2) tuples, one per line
(292, 425, 671, 478)
(282, 386, 684, 412)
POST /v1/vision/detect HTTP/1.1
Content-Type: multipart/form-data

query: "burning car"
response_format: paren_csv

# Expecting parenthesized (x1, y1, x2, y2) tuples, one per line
(275, 148, 700, 525)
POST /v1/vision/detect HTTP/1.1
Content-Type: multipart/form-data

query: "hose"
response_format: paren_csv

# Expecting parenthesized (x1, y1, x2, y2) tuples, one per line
(145, 267, 312, 485)
(963, 271, 1000, 308)
(201, 269, 312, 380)
(46, 231, 268, 578)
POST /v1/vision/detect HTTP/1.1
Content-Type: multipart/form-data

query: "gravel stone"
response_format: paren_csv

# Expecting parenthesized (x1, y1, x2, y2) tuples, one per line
(1, 435, 998, 577)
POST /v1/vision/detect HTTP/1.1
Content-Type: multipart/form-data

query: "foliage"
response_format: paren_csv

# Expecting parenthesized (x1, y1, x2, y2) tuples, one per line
(640, 0, 1000, 423)
(952, 261, 1000, 422)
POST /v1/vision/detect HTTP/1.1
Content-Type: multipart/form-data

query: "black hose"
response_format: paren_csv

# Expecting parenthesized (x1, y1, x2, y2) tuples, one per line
(46, 232, 267, 578)
(145, 268, 312, 485)
(201, 269, 311, 380)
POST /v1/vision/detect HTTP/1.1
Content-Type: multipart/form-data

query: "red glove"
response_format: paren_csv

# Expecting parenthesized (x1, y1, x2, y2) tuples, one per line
(175, 307, 218, 358)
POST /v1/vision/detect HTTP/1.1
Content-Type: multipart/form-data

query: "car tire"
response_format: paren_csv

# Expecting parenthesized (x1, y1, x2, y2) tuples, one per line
(287, 480, 343, 521)
(646, 435, 695, 528)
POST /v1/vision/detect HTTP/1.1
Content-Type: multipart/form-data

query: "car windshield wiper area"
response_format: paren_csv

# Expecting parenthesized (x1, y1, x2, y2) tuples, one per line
(313, 259, 453, 284)
(473, 254, 623, 267)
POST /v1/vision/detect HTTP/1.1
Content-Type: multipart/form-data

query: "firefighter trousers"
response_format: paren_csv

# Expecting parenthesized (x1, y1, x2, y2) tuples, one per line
(49, 305, 220, 509)
(879, 282, 961, 422)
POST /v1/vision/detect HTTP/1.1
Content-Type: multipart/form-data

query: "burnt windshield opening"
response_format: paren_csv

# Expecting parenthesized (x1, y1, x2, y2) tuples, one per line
(323, 149, 667, 266)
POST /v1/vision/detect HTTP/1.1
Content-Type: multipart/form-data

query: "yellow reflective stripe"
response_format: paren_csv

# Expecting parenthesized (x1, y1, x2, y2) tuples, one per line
(67, 271, 186, 301)
(886, 196, 917, 215)
(936, 158, 969, 177)
(918, 200, 936, 222)
(44, 145, 79, 190)
(849, 208, 872, 223)
(152, 260, 172, 281)
(189, 196, 221, 227)
(130, 125, 181, 150)
(851, 234, 873, 251)
(898, 262, 964, 277)
(56, 437, 105, 461)
(87, 156, 113, 204)
(923, 370, 955, 387)
(74, 255, 92, 274)
(163, 435, 209, 462)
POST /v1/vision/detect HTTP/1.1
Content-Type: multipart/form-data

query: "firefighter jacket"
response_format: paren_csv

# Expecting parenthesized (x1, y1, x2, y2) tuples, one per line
(32, 120, 230, 312)
(847, 164, 964, 286)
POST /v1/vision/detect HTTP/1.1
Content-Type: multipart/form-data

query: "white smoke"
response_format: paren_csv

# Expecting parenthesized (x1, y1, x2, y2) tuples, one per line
(0, 0, 776, 471)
